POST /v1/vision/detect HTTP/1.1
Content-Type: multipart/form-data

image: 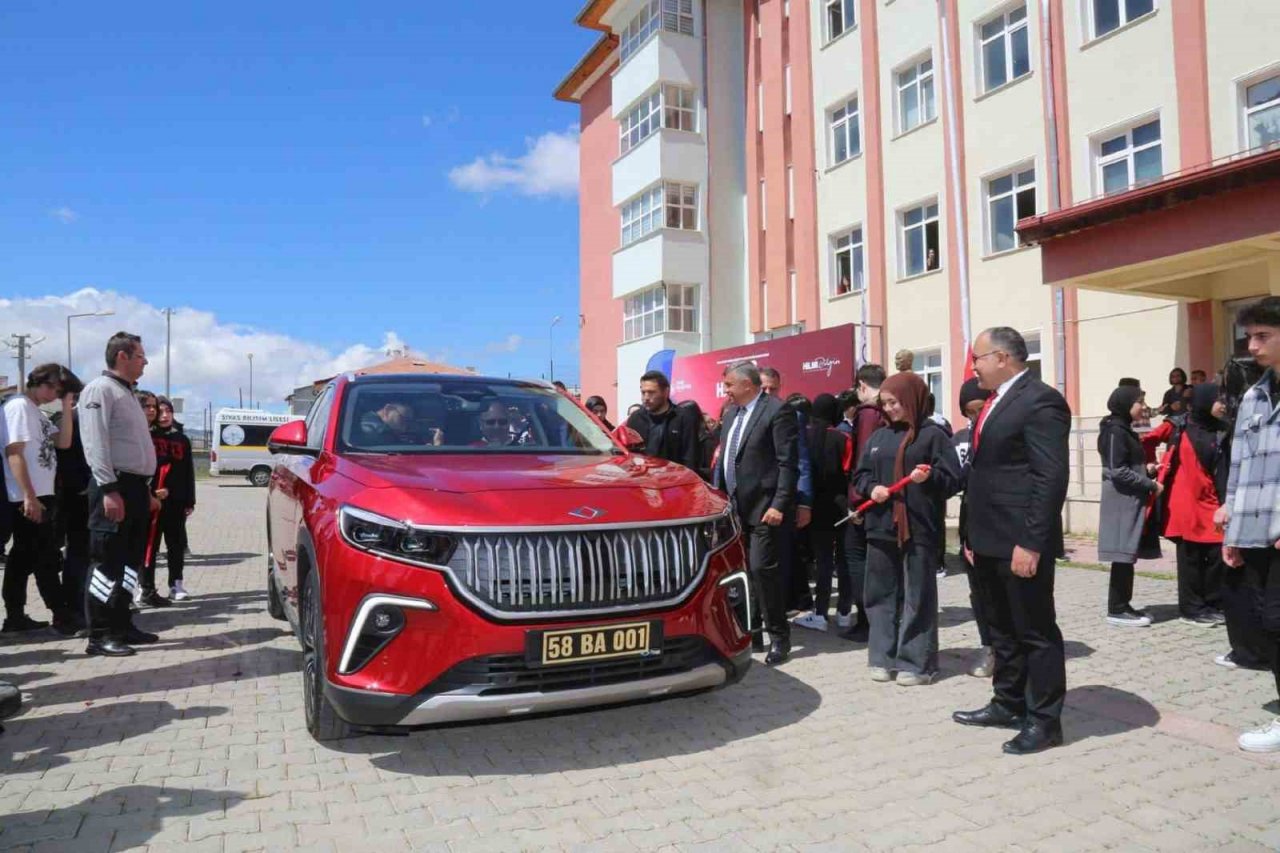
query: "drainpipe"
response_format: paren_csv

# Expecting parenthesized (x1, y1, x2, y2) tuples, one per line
(1040, 0, 1068, 397)
(699, 0, 714, 355)
(937, 0, 972, 358)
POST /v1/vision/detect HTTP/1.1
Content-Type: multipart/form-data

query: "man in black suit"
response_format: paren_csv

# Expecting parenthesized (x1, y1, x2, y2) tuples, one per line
(715, 362, 799, 665)
(954, 327, 1070, 755)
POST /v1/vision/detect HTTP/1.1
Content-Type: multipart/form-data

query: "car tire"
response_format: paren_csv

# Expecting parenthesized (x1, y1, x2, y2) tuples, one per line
(266, 555, 287, 621)
(249, 466, 272, 488)
(301, 570, 353, 742)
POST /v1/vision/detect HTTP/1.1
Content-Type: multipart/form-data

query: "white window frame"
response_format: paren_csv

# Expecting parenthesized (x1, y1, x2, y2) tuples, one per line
(831, 226, 865, 296)
(662, 85, 697, 133)
(619, 88, 662, 155)
(984, 163, 1037, 255)
(623, 285, 666, 342)
(757, 82, 764, 132)
(620, 0, 695, 64)
(898, 199, 941, 278)
(1088, 0, 1156, 42)
(665, 283, 699, 334)
(620, 184, 665, 246)
(829, 95, 860, 166)
(760, 179, 767, 230)
(1241, 69, 1280, 152)
(784, 65, 793, 115)
(787, 166, 795, 220)
(912, 349, 945, 408)
(1023, 332, 1043, 382)
(978, 5, 1031, 94)
(663, 182, 698, 231)
(1094, 116, 1162, 196)
(896, 56, 936, 135)
(825, 0, 856, 43)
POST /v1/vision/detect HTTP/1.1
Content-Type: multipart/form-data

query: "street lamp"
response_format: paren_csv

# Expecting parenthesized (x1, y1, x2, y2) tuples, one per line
(66, 310, 115, 375)
(247, 353, 254, 409)
(549, 316, 561, 384)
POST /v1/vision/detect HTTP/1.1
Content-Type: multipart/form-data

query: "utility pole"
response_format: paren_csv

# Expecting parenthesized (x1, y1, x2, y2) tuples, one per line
(163, 307, 173, 399)
(247, 353, 254, 409)
(4, 334, 45, 389)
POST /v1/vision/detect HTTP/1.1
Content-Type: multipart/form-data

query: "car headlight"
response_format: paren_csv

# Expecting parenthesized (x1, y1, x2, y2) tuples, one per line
(703, 509, 740, 553)
(338, 505, 455, 566)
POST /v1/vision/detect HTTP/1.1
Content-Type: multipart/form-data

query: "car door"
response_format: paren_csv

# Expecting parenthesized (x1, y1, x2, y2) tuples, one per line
(271, 384, 335, 619)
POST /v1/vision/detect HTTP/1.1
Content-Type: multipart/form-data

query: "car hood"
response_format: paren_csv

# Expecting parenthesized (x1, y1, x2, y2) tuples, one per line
(334, 451, 727, 527)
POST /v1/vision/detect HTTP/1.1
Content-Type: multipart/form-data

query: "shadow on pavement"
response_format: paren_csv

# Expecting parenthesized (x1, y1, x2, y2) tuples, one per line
(159, 626, 292, 653)
(181, 551, 262, 568)
(0, 784, 244, 849)
(1141, 603, 1182, 625)
(1064, 684, 1160, 743)
(28, 646, 299, 707)
(0, 648, 76, 669)
(133, 589, 268, 633)
(0, 701, 228, 773)
(338, 664, 821, 775)
(938, 605, 975, 629)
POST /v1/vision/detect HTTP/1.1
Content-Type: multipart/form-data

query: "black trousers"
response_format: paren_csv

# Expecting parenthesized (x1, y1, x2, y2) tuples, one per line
(865, 539, 938, 675)
(57, 490, 91, 622)
(87, 476, 150, 641)
(842, 522, 868, 623)
(1241, 549, 1280, 699)
(1175, 540, 1224, 619)
(142, 502, 188, 591)
(811, 527, 852, 618)
(971, 552, 1067, 724)
(741, 516, 790, 642)
(1108, 562, 1136, 614)
(963, 553, 993, 647)
(1222, 559, 1276, 670)
(3, 497, 66, 620)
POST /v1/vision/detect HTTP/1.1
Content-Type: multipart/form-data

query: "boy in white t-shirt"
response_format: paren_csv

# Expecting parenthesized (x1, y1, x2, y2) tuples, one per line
(2, 363, 79, 634)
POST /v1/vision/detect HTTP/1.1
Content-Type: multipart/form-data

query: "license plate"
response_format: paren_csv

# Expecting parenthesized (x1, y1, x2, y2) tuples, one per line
(526, 621, 663, 667)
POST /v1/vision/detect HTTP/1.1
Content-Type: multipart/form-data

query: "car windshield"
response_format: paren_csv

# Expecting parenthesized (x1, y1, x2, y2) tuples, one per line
(336, 379, 617, 455)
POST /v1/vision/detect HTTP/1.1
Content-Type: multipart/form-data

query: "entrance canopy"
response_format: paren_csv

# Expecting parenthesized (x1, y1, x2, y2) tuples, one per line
(1017, 148, 1280, 302)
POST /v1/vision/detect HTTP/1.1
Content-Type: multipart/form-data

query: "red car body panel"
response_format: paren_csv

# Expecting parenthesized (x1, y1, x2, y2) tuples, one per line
(267, 374, 751, 731)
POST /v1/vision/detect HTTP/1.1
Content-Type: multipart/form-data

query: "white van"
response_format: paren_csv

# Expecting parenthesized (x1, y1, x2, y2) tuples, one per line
(211, 408, 297, 486)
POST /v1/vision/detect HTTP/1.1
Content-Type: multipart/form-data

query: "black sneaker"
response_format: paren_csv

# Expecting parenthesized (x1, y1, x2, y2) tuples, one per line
(139, 591, 172, 608)
(2, 615, 51, 633)
(1181, 613, 1222, 627)
(1106, 608, 1152, 628)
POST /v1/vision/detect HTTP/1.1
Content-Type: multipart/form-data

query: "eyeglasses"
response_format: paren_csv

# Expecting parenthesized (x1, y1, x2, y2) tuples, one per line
(970, 350, 1004, 365)
(482, 418, 509, 427)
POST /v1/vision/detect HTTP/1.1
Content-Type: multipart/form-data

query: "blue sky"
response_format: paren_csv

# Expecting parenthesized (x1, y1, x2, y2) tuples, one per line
(0, 1, 596, 407)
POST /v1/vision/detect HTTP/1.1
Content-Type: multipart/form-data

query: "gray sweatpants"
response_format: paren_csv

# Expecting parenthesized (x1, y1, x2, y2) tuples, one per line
(865, 539, 939, 676)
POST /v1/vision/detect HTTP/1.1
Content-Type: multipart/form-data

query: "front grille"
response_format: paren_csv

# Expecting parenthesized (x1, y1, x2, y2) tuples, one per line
(444, 522, 710, 617)
(426, 636, 716, 696)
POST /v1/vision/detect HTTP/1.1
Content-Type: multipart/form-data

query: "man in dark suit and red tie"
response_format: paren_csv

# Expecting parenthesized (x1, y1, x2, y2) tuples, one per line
(953, 327, 1071, 755)
(715, 362, 799, 666)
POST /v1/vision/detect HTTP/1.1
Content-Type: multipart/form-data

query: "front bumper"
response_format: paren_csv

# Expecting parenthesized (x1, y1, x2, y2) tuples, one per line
(325, 645, 750, 728)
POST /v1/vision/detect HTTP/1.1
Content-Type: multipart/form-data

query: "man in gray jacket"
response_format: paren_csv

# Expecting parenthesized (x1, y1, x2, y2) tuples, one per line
(78, 332, 159, 656)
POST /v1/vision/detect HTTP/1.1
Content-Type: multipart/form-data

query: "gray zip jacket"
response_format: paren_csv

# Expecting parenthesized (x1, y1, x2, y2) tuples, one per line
(79, 371, 156, 491)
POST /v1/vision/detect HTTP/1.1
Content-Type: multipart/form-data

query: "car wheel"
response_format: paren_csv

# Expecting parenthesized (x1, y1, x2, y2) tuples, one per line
(266, 555, 286, 621)
(301, 570, 353, 741)
(249, 466, 272, 488)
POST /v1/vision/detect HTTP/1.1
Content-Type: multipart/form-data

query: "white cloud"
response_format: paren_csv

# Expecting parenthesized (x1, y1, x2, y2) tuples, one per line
(0, 289, 421, 418)
(50, 207, 79, 224)
(421, 114, 433, 128)
(448, 127, 579, 198)
(485, 334, 522, 354)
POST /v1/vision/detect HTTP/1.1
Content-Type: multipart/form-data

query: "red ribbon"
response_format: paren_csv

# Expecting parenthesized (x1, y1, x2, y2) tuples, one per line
(838, 464, 932, 525)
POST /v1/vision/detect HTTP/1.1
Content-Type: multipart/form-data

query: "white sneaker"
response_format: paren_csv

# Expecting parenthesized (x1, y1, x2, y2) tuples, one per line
(170, 581, 190, 602)
(936, 566, 947, 579)
(1214, 652, 1238, 669)
(793, 612, 828, 632)
(835, 611, 853, 629)
(869, 666, 893, 683)
(896, 671, 935, 687)
(1238, 719, 1280, 753)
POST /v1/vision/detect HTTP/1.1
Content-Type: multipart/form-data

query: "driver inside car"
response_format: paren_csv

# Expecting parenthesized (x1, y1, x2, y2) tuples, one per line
(475, 401, 514, 447)
(358, 401, 418, 445)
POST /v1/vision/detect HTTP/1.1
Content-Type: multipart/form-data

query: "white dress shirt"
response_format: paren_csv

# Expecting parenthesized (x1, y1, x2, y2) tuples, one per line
(723, 391, 765, 494)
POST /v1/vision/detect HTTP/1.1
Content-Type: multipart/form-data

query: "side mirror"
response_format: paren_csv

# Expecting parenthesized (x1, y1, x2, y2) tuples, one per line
(610, 424, 646, 452)
(267, 420, 314, 455)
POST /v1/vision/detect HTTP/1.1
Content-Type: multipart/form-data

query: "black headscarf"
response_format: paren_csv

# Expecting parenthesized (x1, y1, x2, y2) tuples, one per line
(811, 393, 839, 428)
(1097, 385, 1144, 458)
(1184, 382, 1225, 474)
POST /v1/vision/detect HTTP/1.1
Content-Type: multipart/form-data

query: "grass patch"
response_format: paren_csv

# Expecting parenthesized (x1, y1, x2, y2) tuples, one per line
(1058, 559, 1175, 582)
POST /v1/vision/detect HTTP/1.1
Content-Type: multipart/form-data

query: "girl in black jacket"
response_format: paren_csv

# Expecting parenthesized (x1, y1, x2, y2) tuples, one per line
(852, 371, 962, 685)
(793, 394, 854, 632)
(144, 397, 197, 602)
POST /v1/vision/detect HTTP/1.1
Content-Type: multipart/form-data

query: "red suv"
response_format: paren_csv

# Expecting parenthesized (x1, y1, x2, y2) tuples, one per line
(265, 371, 751, 740)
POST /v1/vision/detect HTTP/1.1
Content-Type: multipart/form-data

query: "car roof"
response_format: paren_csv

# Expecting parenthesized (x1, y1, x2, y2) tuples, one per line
(341, 372, 553, 391)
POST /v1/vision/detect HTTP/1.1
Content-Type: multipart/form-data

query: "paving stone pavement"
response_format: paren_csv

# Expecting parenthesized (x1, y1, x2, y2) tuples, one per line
(1, 481, 1277, 852)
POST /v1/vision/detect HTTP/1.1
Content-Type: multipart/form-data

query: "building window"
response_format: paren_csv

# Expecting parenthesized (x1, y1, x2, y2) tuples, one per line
(900, 201, 940, 277)
(757, 82, 764, 132)
(986, 166, 1036, 254)
(663, 85, 696, 132)
(897, 57, 936, 134)
(787, 166, 795, 219)
(619, 89, 661, 154)
(620, 0, 695, 63)
(1097, 118, 1162, 195)
(664, 182, 698, 230)
(1024, 333, 1043, 381)
(620, 184, 664, 245)
(1091, 0, 1154, 39)
(624, 284, 699, 341)
(912, 349, 944, 406)
(1245, 74, 1280, 150)
(830, 96, 861, 165)
(826, 0, 856, 42)
(785, 65, 793, 115)
(980, 5, 1030, 93)
(832, 227, 865, 296)
(784, 0, 790, 17)
(760, 179, 767, 229)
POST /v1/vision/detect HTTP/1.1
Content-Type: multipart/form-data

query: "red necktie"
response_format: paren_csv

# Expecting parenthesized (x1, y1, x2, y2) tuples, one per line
(972, 394, 997, 453)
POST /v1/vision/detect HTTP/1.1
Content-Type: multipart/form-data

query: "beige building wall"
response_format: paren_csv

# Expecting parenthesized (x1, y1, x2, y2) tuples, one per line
(1205, 2, 1280, 160)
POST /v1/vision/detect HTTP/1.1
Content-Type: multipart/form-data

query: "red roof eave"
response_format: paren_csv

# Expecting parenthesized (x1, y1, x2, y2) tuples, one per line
(1017, 147, 1280, 245)
(553, 33, 618, 103)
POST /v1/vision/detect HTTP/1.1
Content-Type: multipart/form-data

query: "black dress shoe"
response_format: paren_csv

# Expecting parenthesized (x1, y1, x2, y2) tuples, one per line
(124, 627, 159, 645)
(952, 703, 1025, 729)
(751, 634, 766, 653)
(1003, 721, 1064, 755)
(86, 638, 136, 657)
(140, 591, 172, 608)
(0, 681, 21, 721)
(764, 638, 790, 666)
